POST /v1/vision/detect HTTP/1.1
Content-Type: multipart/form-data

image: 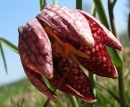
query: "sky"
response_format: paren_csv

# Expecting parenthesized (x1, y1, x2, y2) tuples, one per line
(0, 0, 129, 86)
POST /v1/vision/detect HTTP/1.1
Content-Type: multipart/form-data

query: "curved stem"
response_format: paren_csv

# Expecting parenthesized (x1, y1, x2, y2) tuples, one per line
(108, 0, 126, 107)
(108, 0, 118, 39)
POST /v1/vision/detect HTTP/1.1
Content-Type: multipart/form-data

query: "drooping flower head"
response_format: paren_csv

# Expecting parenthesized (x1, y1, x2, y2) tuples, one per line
(18, 4, 123, 103)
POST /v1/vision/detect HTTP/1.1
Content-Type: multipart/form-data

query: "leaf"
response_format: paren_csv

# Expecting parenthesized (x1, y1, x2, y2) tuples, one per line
(93, 0, 110, 30)
(96, 90, 113, 104)
(107, 47, 123, 67)
(53, 0, 58, 5)
(76, 0, 82, 9)
(69, 96, 79, 107)
(39, 0, 46, 11)
(96, 82, 120, 103)
(0, 41, 7, 73)
(0, 38, 18, 54)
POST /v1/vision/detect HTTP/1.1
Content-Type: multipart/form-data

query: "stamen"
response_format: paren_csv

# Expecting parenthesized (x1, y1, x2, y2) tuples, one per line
(44, 26, 90, 64)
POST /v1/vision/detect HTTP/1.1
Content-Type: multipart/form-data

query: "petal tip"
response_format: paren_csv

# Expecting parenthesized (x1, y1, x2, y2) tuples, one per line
(120, 46, 124, 51)
(113, 73, 118, 79)
(83, 98, 97, 103)
(83, 37, 95, 48)
(90, 99, 97, 103)
(48, 73, 53, 79)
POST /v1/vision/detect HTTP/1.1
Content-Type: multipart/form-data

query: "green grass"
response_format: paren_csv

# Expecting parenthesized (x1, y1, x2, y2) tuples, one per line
(0, 78, 30, 107)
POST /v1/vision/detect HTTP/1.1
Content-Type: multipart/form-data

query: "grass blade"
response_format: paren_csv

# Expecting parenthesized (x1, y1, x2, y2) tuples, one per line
(96, 82, 119, 103)
(39, 0, 46, 10)
(96, 90, 113, 104)
(69, 96, 79, 107)
(53, 0, 58, 5)
(0, 38, 18, 54)
(0, 41, 7, 73)
(93, 0, 110, 29)
(76, 0, 82, 9)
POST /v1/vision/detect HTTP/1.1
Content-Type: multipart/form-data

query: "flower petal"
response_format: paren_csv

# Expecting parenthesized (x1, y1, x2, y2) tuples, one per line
(36, 4, 94, 47)
(22, 64, 57, 102)
(18, 18, 53, 78)
(78, 37, 118, 79)
(48, 44, 96, 103)
(78, 10, 123, 51)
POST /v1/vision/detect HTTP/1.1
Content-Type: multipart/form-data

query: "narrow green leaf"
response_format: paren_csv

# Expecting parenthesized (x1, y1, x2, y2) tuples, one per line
(1, 38, 18, 54)
(90, 4, 96, 16)
(39, 0, 46, 11)
(107, 47, 123, 67)
(93, 0, 123, 68)
(96, 82, 120, 103)
(76, 0, 82, 10)
(69, 96, 79, 107)
(93, 0, 110, 30)
(55, 94, 62, 107)
(0, 41, 7, 73)
(53, 0, 58, 5)
(42, 77, 63, 107)
(96, 90, 113, 104)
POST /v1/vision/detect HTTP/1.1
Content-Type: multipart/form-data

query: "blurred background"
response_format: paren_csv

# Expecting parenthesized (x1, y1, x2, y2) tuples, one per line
(0, 0, 129, 107)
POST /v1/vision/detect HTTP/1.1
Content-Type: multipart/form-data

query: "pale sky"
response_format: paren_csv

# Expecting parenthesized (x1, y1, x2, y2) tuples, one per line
(0, 0, 129, 86)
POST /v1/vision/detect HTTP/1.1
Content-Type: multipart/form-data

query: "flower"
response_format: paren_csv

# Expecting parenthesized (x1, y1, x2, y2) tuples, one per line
(18, 4, 123, 103)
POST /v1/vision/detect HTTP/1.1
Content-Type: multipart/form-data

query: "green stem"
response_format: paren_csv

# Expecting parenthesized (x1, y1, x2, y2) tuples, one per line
(108, 0, 118, 39)
(53, 0, 58, 5)
(39, 0, 46, 10)
(93, 0, 110, 30)
(69, 96, 79, 107)
(108, 0, 126, 107)
(117, 67, 126, 107)
(93, 0, 125, 107)
(76, 0, 82, 9)
(88, 72, 96, 107)
(0, 40, 7, 73)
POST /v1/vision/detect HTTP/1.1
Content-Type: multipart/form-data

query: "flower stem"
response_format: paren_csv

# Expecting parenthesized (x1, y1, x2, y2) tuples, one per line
(108, 0, 126, 107)
(76, 0, 82, 9)
(39, 0, 46, 10)
(53, 0, 58, 5)
(93, 0, 110, 30)
(117, 67, 126, 107)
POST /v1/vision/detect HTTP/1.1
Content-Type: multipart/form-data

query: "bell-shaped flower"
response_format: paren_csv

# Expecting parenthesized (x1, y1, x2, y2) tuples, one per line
(18, 4, 123, 103)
